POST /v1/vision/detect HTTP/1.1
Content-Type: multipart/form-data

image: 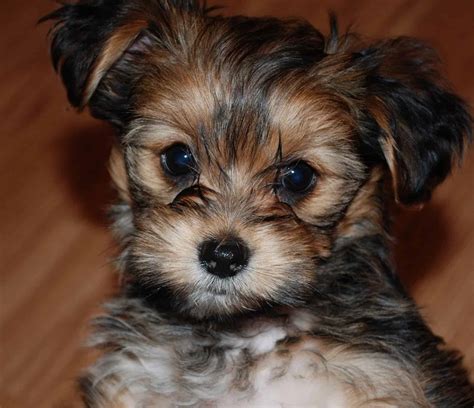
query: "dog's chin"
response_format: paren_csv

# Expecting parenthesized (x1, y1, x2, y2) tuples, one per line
(127, 279, 270, 321)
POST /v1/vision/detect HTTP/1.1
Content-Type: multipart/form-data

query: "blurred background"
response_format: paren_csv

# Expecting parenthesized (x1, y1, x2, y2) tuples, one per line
(1, 1, 473, 406)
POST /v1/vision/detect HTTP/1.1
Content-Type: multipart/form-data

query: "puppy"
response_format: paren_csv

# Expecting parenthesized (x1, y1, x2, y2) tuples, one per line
(43, 1, 474, 406)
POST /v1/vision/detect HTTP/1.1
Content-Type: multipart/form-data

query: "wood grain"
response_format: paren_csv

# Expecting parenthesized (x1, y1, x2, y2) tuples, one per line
(1, 1, 473, 407)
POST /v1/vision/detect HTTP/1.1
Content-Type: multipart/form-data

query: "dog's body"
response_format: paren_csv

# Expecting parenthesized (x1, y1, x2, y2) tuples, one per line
(44, 1, 473, 406)
(83, 300, 431, 407)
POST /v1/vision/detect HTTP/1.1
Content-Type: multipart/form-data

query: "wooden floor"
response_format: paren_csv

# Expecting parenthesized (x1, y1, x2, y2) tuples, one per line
(1, 1, 473, 407)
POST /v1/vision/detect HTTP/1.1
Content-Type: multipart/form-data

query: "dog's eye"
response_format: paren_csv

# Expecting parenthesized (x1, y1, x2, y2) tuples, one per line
(161, 144, 196, 177)
(280, 161, 316, 195)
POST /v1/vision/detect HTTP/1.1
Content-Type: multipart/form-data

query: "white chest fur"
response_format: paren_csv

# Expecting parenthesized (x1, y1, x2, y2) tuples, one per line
(218, 334, 352, 408)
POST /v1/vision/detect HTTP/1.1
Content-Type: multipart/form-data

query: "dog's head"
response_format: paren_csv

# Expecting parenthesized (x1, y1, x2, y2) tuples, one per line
(44, 0, 471, 318)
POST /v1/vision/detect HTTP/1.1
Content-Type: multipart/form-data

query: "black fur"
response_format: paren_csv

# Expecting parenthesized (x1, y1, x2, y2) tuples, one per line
(356, 38, 472, 205)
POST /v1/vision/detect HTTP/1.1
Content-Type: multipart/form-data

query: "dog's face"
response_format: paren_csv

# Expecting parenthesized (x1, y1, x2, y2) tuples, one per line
(45, 0, 471, 318)
(123, 66, 365, 317)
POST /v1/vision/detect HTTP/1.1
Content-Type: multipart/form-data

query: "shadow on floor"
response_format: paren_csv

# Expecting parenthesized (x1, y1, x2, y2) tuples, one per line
(57, 121, 116, 226)
(394, 202, 450, 292)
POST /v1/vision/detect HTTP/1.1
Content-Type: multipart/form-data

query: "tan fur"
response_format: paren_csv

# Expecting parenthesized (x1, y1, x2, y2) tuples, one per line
(337, 167, 385, 239)
(109, 145, 131, 203)
(83, 19, 148, 107)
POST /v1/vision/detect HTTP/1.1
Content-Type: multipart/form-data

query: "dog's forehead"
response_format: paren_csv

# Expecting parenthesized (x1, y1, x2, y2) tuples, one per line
(133, 64, 355, 166)
(122, 15, 361, 178)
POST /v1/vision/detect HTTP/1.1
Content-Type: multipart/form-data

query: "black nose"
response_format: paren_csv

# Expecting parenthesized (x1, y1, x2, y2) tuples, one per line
(199, 238, 249, 278)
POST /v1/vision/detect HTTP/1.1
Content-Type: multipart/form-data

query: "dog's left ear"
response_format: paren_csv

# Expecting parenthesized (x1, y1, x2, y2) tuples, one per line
(41, 1, 154, 124)
(42, 0, 206, 126)
(357, 38, 472, 206)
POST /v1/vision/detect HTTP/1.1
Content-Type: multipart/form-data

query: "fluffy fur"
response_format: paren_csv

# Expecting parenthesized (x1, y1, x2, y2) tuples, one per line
(43, 1, 473, 406)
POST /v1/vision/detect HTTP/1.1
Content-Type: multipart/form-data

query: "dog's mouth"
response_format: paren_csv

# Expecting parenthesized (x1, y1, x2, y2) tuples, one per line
(198, 273, 242, 296)
(188, 289, 259, 318)
(206, 287, 229, 296)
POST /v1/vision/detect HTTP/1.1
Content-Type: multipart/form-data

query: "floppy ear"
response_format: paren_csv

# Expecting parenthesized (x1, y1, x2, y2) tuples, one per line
(42, 0, 205, 126)
(359, 38, 472, 206)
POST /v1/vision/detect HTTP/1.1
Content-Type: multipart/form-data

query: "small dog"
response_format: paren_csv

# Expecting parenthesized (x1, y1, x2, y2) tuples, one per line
(43, 1, 473, 406)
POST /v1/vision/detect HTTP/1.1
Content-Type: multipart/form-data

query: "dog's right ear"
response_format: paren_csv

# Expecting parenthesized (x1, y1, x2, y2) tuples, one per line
(41, 0, 206, 126)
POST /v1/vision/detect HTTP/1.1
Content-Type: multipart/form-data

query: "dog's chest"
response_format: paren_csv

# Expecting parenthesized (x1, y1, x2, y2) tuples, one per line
(96, 310, 424, 407)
